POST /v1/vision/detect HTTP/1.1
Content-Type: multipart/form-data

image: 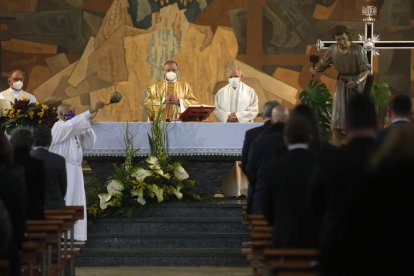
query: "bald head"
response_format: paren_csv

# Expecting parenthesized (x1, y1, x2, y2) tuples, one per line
(271, 105, 289, 124)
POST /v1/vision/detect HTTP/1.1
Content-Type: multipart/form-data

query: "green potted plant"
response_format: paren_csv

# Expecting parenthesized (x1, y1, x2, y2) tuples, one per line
(299, 80, 333, 141)
(369, 81, 391, 127)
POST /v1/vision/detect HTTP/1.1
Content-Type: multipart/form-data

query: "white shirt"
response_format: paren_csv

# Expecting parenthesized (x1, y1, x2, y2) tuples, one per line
(0, 88, 37, 110)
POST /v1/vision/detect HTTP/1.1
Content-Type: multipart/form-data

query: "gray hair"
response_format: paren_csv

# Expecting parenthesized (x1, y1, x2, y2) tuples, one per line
(8, 69, 25, 81)
(225, 60, 241, 74)
(262, 101, 279, 118)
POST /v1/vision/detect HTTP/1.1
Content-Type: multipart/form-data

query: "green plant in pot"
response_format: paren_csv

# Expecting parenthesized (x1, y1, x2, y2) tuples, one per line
(369, 81, 391, 127)
(299, 80, 333, 141)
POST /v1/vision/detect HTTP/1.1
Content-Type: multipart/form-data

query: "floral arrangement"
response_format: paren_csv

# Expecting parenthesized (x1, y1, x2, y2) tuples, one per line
(0, 97, 58, 133)
(89, 91, 200, 217)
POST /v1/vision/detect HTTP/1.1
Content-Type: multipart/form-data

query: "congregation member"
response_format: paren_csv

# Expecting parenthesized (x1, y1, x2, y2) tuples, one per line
(0, 70, 37, 110)
(32, 126, 67, 210)
(241, 100, 278, 213)
(264, 113, 319, 247)
(49, 101, 105, 241)
(0, 133, 27, 276)
(144, 60, 198, 121)
(310, 25, 371, 144)
(214, 61, 259, 123)
(335, 123, 414, 276)
(10, 128, 46, 220)
(309, 94, 378, 275)
(246, 104, 289, 214)
(377, 94, 413, 143)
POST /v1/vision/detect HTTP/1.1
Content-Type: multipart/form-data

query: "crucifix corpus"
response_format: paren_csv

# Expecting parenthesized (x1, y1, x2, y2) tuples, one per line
(315, 5, 414, 74)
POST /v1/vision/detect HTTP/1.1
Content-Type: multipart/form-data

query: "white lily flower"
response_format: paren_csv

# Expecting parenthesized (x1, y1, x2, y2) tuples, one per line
(132, 167, 152, 181)
(106, 179, 124, 195)
(145, 156, 160, 167)
(174, 163, 189, 180)
(149, 184, 164, 203)
(172, 186, 183, 200)
(98, 193, 112, 209)
(131, 189, 146, 206)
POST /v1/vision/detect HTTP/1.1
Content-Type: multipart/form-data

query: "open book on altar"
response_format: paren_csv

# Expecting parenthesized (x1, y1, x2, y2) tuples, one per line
(179, 104, 215, 122)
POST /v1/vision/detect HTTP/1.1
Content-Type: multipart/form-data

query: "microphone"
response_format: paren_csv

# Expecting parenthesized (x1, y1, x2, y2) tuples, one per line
(309, 55, 319, 79)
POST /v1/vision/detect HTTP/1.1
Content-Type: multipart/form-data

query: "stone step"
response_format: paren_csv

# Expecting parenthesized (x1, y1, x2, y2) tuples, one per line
(86, 232, 250, 248)
(75, 248, 249, 267)
(90, 218, 248, 233)
(94, 201, 246, 218)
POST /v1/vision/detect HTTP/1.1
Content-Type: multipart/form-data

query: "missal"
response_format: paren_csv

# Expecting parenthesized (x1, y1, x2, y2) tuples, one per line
(179, 104, 215, 122)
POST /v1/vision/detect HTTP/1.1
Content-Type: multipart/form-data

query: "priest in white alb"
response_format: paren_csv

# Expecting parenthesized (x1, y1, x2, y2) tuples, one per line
(49, 101, 105, 241)
(214, 61, 259, 197)
(0, 69, 37, 112)
(214, 61, 259, 123)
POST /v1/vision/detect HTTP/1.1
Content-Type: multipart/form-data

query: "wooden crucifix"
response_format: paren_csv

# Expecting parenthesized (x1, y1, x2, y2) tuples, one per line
(315, 5, 414, 74)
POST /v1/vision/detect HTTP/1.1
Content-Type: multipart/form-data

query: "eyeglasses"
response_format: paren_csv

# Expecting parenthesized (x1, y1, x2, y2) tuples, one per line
(13, 78, 23, 81)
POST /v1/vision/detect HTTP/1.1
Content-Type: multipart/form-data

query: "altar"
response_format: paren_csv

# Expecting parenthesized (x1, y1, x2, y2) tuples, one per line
(84, 122, 262, 197)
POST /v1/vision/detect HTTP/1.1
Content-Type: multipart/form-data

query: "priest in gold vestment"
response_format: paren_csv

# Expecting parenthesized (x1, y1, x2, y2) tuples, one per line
(144, 60, 198, 120)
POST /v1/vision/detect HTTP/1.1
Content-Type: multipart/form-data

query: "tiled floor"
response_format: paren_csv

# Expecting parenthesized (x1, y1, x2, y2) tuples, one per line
(76, 266, 251, 276)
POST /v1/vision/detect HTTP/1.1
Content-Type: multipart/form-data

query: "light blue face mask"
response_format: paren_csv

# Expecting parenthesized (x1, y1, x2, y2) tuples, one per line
(63, 112, 75, 121)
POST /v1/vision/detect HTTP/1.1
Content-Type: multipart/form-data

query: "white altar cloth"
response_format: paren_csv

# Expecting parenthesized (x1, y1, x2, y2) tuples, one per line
(84, 122, 262, 157)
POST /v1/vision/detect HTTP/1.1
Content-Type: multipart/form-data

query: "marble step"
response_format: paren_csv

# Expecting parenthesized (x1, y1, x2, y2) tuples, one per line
(94, 202, 245, 218)
(86, 232, 250, 248)
(76, 247, 249, 266)
(90, 217, 248, 233)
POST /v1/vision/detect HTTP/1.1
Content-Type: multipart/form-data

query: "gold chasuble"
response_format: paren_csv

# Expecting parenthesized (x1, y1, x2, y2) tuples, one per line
(144, 80, 198, 120)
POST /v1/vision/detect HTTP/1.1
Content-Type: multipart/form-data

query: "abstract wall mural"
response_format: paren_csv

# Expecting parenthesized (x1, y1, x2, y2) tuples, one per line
(0, 0, 412, 122)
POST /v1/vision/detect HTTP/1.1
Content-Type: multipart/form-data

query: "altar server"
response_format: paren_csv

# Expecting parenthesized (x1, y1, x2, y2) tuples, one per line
(49, 101, 104, 241)
(214, 61, 259, 123)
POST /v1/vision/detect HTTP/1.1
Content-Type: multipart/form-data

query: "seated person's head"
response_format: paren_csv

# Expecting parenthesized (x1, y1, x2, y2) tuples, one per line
(284, 116, 311, 145)
(389, 94, 412, 119)
(33, 126, 52, 148)
(57, 104, 75, 121)
(163, 60, 179, 82)
(10, 128, 33, 157)
(271, 104, 289, 124)
(261, 101, 279, 120)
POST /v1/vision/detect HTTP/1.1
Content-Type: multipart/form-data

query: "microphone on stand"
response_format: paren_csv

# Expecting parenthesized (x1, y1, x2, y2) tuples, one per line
(309, 55, 320, 80)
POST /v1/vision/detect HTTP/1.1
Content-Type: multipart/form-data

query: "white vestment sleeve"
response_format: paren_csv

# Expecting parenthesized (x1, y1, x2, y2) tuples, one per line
(79, 129, 96, 149)
(51, 111, 92, 144)
(235, 87, 259, 123)
(213, 90, 230, 122)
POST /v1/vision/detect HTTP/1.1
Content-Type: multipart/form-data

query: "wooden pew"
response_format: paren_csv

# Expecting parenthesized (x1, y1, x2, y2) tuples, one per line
(25, 220, 65, 275)
(263, 248, 319, 276)
(44, 206, 84, 276)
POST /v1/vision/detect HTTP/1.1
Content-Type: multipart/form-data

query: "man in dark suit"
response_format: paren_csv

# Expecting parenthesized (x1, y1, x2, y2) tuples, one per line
(264, 115, 318, 247)
(309, 94, 379, 275)
(241, 100, 278, 213)
(246, 104, 289, 214)
(377, 94, 412, 143)
(31, 126, 67, 210)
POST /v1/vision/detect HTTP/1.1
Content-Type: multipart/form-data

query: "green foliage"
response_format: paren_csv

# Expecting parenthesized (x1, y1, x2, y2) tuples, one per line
(299, 80, 333, 141)
(89, 92, 200, 218)
(370, 81, 391, 107)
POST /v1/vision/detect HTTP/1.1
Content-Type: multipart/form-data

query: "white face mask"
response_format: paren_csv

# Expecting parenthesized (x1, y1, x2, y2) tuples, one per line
(229, 77, 240, 88)
(165, 71, 177, 82)
(12, 80, 23, 91)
